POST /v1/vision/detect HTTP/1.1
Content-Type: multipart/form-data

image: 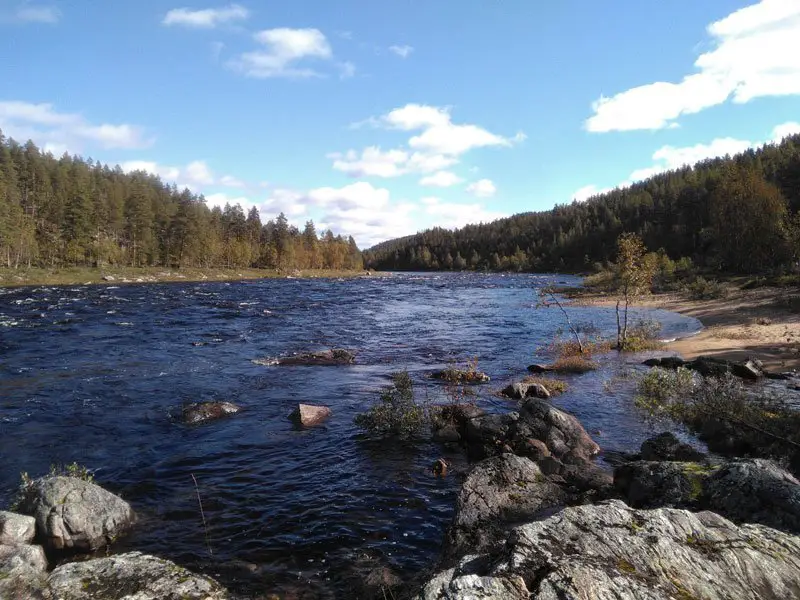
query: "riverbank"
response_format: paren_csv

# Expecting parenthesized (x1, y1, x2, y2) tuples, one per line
(575, 285, 800, 372)
(0, 266, 380, 288)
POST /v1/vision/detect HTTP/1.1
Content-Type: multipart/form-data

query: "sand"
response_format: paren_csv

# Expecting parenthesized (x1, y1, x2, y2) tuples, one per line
(583, 287, 800, 373)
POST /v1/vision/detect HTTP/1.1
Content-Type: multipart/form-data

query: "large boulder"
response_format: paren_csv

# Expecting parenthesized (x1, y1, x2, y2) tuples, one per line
(703, 458, 800, 533)
(18, 476, 135, 553)
(417, 500, 800, 600)
(0, 543, 47, 599)
(0, 510, 36, 545)
(500, 381, 550, 400)
(181, 401, 241, 425)
(614, 461, 708, 508)
(45, 551, 229, 600)
(639, 431, 706, 462)
(289, 403, 332, 427)
(443, 454, 567, 561)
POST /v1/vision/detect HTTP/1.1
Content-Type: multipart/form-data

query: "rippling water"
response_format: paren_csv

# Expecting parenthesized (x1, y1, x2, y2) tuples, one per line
(0, 273, 701, 597)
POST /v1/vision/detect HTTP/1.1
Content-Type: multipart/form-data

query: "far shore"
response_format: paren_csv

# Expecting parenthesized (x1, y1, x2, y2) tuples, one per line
(575, 285, 800, 372)
(0, 266, 383, 288)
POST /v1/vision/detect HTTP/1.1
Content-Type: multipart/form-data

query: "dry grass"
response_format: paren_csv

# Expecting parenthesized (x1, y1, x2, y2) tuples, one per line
(550, 355, 598, 374)
(522, 376, 569, 395)
(551, 337, 611, 359)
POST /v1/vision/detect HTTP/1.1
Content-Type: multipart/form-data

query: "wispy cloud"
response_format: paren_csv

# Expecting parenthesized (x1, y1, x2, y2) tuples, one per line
(5, 3, 61, 24)
(162, 4, 249, 29)
(228, 28, 335, 78)
(389, 45, 414, 58)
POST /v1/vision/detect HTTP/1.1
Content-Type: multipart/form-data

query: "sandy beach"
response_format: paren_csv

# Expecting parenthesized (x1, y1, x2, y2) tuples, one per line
(582, 287, 800, 372)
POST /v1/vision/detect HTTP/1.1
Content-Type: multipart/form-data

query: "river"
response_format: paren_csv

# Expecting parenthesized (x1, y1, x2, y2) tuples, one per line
(0, 272, 701, 597)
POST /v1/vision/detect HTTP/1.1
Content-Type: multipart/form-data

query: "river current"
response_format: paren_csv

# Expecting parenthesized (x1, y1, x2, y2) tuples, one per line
(0, 272, 701, 597)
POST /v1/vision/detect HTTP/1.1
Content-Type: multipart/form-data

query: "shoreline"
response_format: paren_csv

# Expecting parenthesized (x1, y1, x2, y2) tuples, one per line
(575, 285, 800, 373)
(0, 267, 383, 289)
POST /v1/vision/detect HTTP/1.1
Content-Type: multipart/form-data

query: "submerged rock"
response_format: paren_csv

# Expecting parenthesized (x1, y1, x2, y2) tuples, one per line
(45, 551, 229, 600)
(418, 500, 800, 600)
(265, 348, 356, 366)
(181, 401, 241, 424)
(289, 403, 332, 427)
(526, 364, 552, 373)
(431, 368, 490, 383)
(0, 543, 47, 599)
(18, 476, 135, 553)
(0, 510, 36, 545)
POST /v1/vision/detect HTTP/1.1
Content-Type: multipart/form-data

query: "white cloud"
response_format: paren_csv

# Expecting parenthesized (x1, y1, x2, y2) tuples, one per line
(220, 174, 245, 187)
(772, 121, 800, 141)
(333, 104, 521, 180)
(571, 184, 614, 203)
(121, 161, 181, 181)
(466, 178, 497, 198)
(185, 160, 214, 185)
(162, 4, 249, 28)
(338, 61, 356, 79)
(15, 4, 60, 23)
(419, 170, 463, 187)
(389, 45, 414, 58)
(121, 159, 249, 192)
(228, 28, 334, 78)
(586, 1, 800, 132)
(0, 100, 150, 151)
(420, 197, 506, 229)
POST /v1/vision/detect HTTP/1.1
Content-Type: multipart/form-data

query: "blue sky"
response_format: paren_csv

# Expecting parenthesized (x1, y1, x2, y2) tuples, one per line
(2, 0, 799, 247)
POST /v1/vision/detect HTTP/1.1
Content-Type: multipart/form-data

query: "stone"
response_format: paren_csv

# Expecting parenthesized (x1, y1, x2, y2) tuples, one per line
(181, 401, 241, 424)
(614, 461, 703, 508)
(18, 476, 135, 553)
(703, 458, 800, 533)
(639, 431, 706, 462)
(526, 364, 551, 374)
(732, 358, 764, 380)
(0, 511, 36, 545)
(500, 382, 550, 400)
(417, 500, 800, 600)
(0, 543, 47, 599)
(289, 403, 331, 427)
(432, 369, 490, 383)
(686, 356, 732, 377)
(45, 551, 229, 600)
(517, 399, 600, 461)
(433, 424, 461, 443)
(442, 454, 567, 562)
(270, 349, 356, 366)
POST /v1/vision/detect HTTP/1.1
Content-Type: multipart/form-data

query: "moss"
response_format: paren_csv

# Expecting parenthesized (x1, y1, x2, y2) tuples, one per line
(679, 462, 717, 501)
(616, 558, 637, 574)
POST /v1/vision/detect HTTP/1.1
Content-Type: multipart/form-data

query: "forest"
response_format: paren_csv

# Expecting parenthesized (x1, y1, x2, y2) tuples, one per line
(0, 132, 363, 272)
(365, 135, 800, 274)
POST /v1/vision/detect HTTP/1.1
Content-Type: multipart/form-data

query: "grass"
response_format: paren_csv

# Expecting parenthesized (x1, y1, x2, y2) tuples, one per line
(550, 355, 598, 373)
(522, 376, 569, 395)
(0, 266, 376, 288)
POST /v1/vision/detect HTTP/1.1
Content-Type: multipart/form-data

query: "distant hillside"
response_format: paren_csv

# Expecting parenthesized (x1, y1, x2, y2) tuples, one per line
(365, 135, 800, 274)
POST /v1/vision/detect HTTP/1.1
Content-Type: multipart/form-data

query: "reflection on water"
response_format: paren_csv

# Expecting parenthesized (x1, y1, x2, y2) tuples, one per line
(0, 272, 701, 596)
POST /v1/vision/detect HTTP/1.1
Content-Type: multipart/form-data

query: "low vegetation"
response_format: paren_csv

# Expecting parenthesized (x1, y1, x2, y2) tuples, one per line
(685, 276, 728, 300)
(636, 369, 800, 473)
(354, 371, 428, 439)
(550, 355, 599, 374)
(10, 462, 94, 511)
(433, 357, 489, 383)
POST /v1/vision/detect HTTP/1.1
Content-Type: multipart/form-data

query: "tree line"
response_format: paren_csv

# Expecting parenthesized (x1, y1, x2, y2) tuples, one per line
(365, 135, 800, 274)
(0, 132, 363, 271)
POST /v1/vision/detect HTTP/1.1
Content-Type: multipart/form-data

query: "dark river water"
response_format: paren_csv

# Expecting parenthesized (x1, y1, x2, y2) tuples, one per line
(0, 272, 701, 597)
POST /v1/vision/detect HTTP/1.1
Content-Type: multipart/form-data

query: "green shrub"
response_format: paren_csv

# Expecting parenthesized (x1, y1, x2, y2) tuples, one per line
(685, 277, 728, 300)
(620, 319, 664, 352)
(354, 371, 427, 438)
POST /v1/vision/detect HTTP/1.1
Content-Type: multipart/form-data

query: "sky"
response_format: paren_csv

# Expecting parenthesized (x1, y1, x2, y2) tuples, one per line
(2, 0, 800, 248)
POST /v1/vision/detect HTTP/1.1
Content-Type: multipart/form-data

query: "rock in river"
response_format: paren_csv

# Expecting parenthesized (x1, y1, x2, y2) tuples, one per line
(0, 543, 48, 599)
(265, 348, 356, 366)
(18, 476, 135, 553)
(181, 401, 241, 424)
(45, 551, 229, 600)
(289, 403, 332, 427)
(417, 500, 800, 600)
(501, 381, 551, 400)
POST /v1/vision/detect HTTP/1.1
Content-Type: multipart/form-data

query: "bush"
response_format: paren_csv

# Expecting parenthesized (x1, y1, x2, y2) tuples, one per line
(522, 376, 569, 395)
(9, 462, 94, 511)
(354, 371, 427, 438)
(685, 277, 728, 300)
(550, 355, 598, 373)
(636, 369, 800, 472)
(620, 319, 664, 352)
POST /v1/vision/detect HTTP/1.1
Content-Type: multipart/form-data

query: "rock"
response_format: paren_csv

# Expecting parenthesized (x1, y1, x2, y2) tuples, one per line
(526, 364, 551, 373)
(270, 349, 356, 366)
(337, 553, 403, 600)
(0, 511, 36, 545)
(517, 399, 600, 461)
(101, 275, 115, 282)
(520, 438, 550, 461)
(0, 543, 48, 599)
(432, 369, 490, 383)
(418, 500, 800, 600)
(703, 458, 800, 533)
(433, 424, 461, 443)
(732, 358, 764, 380)
(18, 476, 135, 553)
(442, 454, 567, 561)
(289, 403, 331, 427)
(45, 551, 229, 600)
(432, 458, 449, 477)
(614, 461, 705, 508)
(686, 356, 732, 377)
(500, 382, 550, 400)
(181, 401, 241, 424)
(639, 431, 706, 462)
